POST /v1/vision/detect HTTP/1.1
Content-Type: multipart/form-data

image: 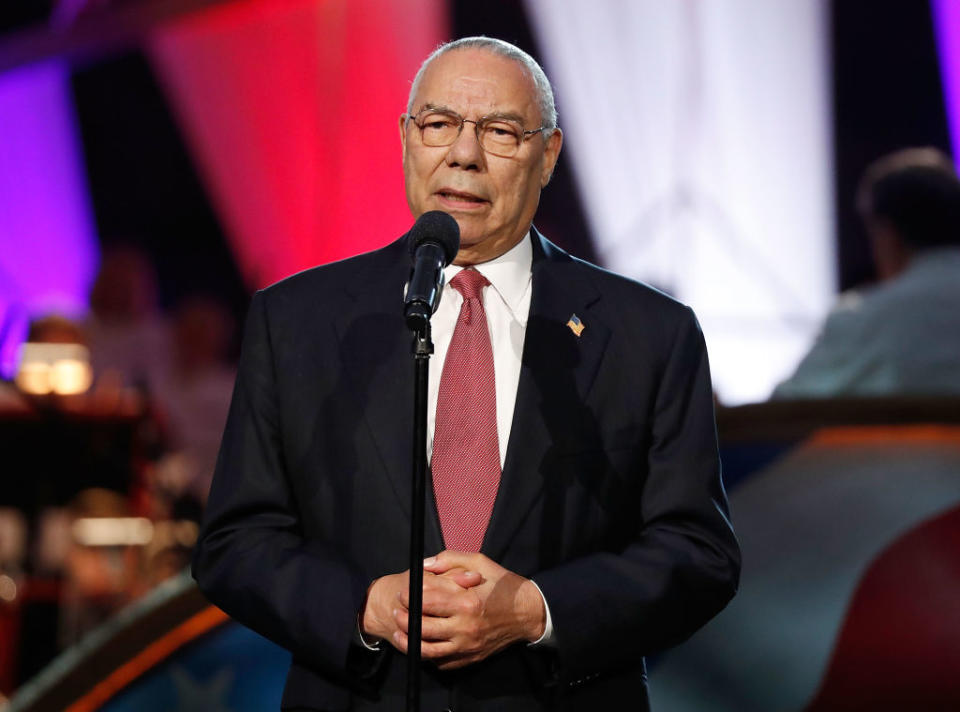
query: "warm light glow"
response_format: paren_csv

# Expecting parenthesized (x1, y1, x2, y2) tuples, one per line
(51, 358, 93, 395)
(15, 361, 53, 395)
(15, 342, 92, 395)
(72, 517, 155, 547)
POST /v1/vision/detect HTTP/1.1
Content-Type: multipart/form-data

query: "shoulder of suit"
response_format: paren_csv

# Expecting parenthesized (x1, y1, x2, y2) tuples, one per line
(254, 236, 406, 304)
(554, 247, 695, 326)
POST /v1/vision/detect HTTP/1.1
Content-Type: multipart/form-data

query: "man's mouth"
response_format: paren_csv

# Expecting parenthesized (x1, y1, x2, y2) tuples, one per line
(436, 189, 488, 205)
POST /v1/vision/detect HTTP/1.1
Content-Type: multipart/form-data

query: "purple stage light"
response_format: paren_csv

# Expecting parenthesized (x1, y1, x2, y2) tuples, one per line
(933, 0, 960, 161)
(0, 59, 98, 378)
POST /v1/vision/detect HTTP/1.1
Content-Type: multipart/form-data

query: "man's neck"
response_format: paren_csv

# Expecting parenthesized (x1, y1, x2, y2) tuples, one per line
(453, 229, 530, 266)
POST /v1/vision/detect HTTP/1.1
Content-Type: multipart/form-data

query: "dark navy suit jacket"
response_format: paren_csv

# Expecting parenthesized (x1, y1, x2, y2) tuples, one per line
(193, 229, 740, 711)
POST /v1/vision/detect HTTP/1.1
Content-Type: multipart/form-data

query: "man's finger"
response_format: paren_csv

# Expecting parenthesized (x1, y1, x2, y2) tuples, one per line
(393, 607, 408, 634)
(421, 587, 483, 619)
(420, 640, 460, 659)
(392, 631, 461, 660)
(424, 550, 481, 574)
(442, 568, 484, 588)
(393, 607, 455, 637)
(397, 571, 472, 610)
(419, 612, 468, 642)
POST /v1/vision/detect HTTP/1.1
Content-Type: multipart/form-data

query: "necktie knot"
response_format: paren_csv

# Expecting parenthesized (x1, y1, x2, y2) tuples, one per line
(451, 269, 489, 301)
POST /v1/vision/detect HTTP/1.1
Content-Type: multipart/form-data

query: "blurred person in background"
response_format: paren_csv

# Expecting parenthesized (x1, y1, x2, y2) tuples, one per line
(774, 147, 960, 398)
(153, 295, 236, 506)
(84, 246, 171, 398)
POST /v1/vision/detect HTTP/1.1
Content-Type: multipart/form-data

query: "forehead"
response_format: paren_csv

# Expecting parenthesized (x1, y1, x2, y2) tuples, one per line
(412, 48, 539, 119)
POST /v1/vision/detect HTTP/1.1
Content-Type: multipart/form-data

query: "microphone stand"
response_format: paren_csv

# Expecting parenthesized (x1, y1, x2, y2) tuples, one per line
(407, 317, 432, 712)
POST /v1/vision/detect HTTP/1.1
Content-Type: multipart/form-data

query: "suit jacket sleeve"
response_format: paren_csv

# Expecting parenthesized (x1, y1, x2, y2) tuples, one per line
(533, 305, 740, 678)
(192, 289, 377, 688)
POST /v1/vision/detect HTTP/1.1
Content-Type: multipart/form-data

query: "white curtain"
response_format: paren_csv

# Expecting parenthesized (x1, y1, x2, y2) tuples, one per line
(526, 0, 834, 404)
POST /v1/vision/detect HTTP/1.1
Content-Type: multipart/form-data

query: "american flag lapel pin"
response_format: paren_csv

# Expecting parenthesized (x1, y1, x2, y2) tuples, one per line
(566, 314, 585, 337)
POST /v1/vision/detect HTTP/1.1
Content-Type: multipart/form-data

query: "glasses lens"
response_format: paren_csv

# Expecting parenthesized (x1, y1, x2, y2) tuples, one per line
(479, 119, 522, 156)
(416, 111, 460, 147)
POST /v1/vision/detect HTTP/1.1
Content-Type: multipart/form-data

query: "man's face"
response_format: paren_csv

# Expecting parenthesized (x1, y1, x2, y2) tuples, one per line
(400, 48, 562, 265)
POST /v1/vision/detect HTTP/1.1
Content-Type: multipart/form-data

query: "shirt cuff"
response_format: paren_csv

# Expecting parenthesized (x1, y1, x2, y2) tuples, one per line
(356, 614, 383, 651)
(527, 578, 556, 648)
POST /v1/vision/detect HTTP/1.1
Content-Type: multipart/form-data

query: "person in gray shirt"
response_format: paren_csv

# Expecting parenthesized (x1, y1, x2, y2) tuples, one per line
(774, 147, 960, 398)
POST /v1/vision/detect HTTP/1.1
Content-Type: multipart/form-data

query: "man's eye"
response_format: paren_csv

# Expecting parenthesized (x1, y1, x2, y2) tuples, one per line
(484, 123, 520, 141)
(421, 114, 457, 129)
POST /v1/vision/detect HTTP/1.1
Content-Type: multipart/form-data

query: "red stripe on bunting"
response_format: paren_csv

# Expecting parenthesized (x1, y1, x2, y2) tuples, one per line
(147, 0, 447, 288)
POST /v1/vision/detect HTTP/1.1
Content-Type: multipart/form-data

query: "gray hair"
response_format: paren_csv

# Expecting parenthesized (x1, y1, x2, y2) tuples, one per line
(407, 36, 558, 131)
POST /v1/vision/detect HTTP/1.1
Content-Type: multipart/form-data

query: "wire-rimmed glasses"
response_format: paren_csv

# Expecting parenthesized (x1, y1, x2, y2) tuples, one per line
(406, 108, 550, 158)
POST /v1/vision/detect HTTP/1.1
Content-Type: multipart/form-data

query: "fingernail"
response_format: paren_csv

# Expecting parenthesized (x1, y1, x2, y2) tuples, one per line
(392, 608, 398, 617)
(423, 556, 436, 566)
(465, 571, 477, 576)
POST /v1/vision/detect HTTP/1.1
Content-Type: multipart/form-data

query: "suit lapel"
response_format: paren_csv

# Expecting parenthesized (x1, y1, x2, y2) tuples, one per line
(332, 237, 445, 555)
(483, 230, 611, 561)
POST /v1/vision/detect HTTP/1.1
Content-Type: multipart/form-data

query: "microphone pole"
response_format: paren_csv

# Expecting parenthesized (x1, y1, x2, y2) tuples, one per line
(403, 212, 459, 712)
(407, 315, 430, 712)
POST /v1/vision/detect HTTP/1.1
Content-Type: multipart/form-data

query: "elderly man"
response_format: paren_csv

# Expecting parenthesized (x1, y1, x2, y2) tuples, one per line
(194, 37, 739, 711)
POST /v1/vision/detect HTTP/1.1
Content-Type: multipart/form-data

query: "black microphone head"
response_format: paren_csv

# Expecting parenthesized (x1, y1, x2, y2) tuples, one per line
(408, 211, 460, 266)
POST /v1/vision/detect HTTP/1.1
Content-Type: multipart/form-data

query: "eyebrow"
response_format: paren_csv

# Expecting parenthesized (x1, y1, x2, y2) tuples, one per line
(416, 103, 527, 124)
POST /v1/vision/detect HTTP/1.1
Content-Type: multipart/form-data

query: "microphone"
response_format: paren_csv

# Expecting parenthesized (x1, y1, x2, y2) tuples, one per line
(404, 211, 460, 331)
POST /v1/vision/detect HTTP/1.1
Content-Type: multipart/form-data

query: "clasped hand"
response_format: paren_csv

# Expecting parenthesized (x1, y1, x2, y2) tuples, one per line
(361, 551, 545, 670)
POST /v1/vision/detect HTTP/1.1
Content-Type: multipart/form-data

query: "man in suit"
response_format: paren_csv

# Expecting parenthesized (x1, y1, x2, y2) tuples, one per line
(193, 37, 740, 711)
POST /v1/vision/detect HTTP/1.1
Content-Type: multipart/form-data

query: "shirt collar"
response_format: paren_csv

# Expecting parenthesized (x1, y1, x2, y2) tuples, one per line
(443, 231, 533, 322)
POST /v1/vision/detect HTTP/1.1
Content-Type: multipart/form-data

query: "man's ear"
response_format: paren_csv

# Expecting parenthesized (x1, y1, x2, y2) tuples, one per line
(398, 114, 409, 161)
(540, 128, 563, 188)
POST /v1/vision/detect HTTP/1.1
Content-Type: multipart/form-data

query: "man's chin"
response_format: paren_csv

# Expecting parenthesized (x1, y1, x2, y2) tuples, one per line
(448, 218, 490, 244)
(454, 227, 493, 250)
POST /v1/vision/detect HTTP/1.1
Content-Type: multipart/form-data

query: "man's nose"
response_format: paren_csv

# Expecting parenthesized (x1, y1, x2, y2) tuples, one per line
(445, 121, 484, 170)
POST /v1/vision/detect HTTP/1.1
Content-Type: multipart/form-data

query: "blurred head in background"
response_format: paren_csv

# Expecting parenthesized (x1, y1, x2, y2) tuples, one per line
(171, 295, 234, 377)
(88, 247, 160, 325)
(27, 315, 86, 346)
(857, 147, 960, 280)
(84, 246, 169, 395)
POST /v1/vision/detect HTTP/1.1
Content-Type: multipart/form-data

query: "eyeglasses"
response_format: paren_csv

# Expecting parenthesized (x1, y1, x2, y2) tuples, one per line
(406, 108, 550, 158)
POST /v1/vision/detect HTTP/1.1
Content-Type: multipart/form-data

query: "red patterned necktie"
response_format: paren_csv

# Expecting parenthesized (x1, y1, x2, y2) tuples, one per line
(432, 268, 501, 552)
